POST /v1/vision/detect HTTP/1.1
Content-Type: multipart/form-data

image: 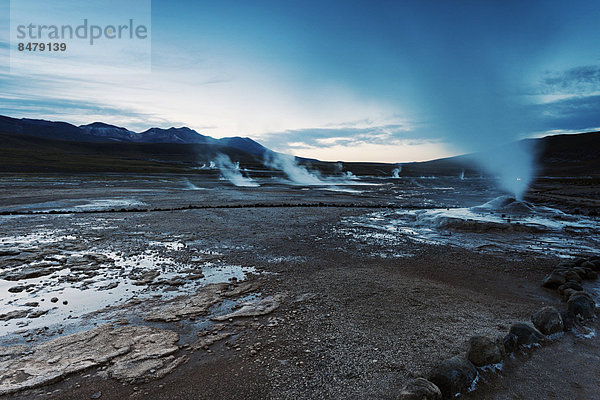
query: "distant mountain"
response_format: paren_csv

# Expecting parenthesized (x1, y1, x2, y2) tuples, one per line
(0, 115, 103, 143)
(398, 131, 600, 177)
(79, 122, 137, 142)
(216, 137, 271, 156)
(0, 115, 269, 155)
(135, 127, 213, 144)
(1, 114, 598, 177)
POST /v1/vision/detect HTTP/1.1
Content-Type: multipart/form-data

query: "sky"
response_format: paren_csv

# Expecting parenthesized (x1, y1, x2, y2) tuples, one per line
(1, 1, 600, 162)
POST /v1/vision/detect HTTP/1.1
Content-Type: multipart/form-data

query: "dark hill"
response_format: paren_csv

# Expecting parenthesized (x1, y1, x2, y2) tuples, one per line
(0, 114, 598, 177)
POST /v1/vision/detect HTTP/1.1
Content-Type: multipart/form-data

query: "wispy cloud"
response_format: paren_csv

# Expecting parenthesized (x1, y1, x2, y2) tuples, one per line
(256, 123, 417, 151)
(522, 65, 600, 133)
(539, 65, 600, 95)
(533, 94, 600, 132)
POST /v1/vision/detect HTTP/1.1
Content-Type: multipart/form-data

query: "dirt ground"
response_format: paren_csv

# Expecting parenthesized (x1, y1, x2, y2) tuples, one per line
(0, 176, 598, 399)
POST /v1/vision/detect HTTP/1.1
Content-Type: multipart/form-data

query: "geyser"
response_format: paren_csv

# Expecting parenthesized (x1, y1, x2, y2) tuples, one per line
(395, 2, 556, 199)
(213, 154, 259, 187)
(264, 153, 326, 185)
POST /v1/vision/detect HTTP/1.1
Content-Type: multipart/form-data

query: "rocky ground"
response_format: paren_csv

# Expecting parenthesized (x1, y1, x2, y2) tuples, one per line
(0, 175, 598, 399)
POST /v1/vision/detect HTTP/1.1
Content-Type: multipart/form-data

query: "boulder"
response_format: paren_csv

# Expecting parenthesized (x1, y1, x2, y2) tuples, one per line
(508, 323, 544, 346)
(564, 270, 582, 283)
(0, 266, 56, 281)
(572, 267, 588, 280)
(558, 281, 583, 294)
(581, 260, 600, 272)
(585, 270, 598, 280)
(27, 309, 48, 319)
(0, 249, 20, 256)
(531, 306, 563, 335)
(572, 257, 588, 267)
(556, 260, 576, 269)
(503, 333, 518, 354)
(561, 288, 577, 302)
(0, 310, 29, 321)
(130, 270, 160, 285)
(465, 336, 505, 367)
(541, 271, 566, 289)
(560, 310, 575, 331)
(567, 294, 596, 319)
(399, 378, 442, 400)
(429, 356, 477, 399)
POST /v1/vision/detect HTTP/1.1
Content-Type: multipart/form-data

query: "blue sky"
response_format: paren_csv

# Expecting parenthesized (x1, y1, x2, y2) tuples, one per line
(1, 0, 600, 162)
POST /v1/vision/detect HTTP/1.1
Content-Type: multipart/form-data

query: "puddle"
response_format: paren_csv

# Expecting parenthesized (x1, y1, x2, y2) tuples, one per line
(0, 230, 257, 344)
(340, 196, 600, 258)
(0, 199, 147, 213)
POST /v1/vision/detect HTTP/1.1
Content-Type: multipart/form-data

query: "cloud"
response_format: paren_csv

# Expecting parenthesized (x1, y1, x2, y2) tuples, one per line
(256, 123, 415, 152)
(521, 65, 600, 134)
(539, 65, 600, 95)
(252, 122, 454, 163)
(533, 94, 600, 131)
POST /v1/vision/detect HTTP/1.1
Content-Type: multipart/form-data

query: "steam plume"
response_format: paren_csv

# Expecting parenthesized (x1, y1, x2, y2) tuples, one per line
(264, 153, 326, 185)
(213, 154, 259, 187)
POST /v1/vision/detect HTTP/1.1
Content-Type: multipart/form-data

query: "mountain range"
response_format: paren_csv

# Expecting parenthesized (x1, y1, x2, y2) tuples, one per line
(0, 115, 270, 157)
(0, 114, 599, 177)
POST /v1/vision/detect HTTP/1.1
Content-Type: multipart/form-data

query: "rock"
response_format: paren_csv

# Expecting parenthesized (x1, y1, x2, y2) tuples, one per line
(7, 286, 26, 293)
(0, 266, 57, 281)
(212, 295, 283, 321)
(0, 310, 29, 321)
(585, 270, 598, 280)
(0, 346, 28, 358)
(157, 278, 187, 287)
(557, 260, 576, 269)
(50, 297, 58, 303)
(531, 306, 563, 335)
(191, 332, 232, 350)
(91, 392, 102, 399)
(145, 281, 262, 322)
(541, 271, 566, 289)
(569, 257, 587, 267)
(0, 249, 20, 256)
(24, 302, 39, 307)
(572, 267, 588, 280)
(221, 281, 262, 298)
(400, 378, 442, 400)
(429, 355, 477, 399)
(98, 282, 119, 291)
(65, 255, 88, 265)
(508, 323, 545, 346)
(145, 283, 227, 322)
(503, 333, 518, 354)
(465, 336, 505, 367)
(558, 281, 583, 293)
(130, 270, 160, 285)
(564, 270, 582, 283)
(581, 260, 600, 272)
(561, 288, 577, 301)
(567, 294, 596, 319)
(570, 290, 595, 300)
(108, 354, 188, 383)
(0, 324, 182, 395)
(560, 310, 575, 331)
(27, 310, 49, 319)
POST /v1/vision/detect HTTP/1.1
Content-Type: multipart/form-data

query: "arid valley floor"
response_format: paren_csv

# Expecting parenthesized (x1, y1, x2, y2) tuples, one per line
(0, 174, 599, 399)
